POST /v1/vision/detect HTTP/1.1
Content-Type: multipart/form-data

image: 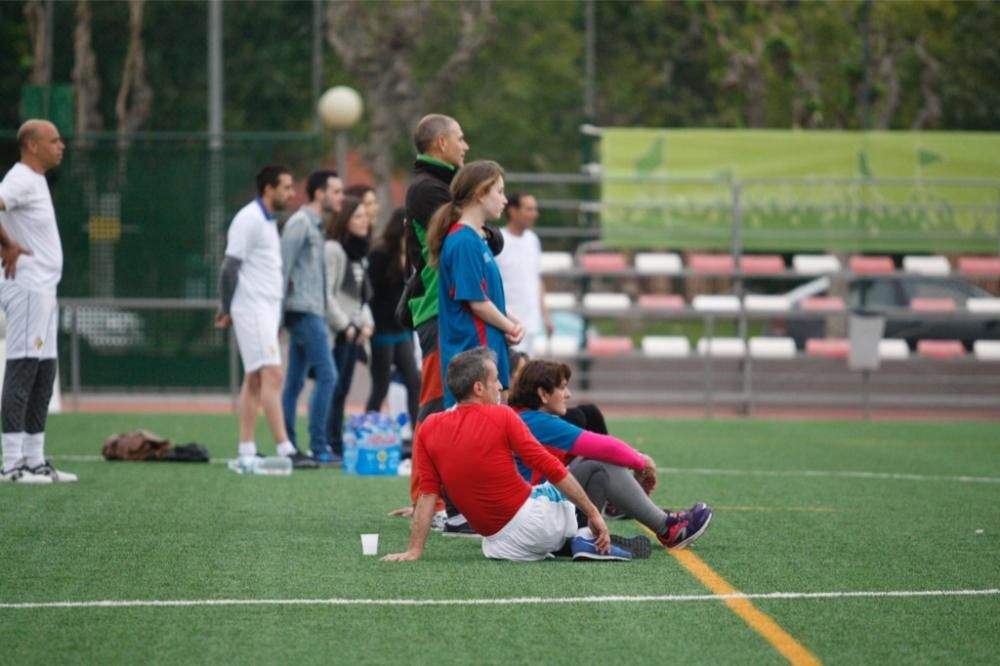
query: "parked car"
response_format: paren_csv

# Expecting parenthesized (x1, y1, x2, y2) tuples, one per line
(770, 275, 999, 350)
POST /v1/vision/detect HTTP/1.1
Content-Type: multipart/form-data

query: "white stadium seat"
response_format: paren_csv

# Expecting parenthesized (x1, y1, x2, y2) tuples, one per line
(640, 336, 690, 358)
(696, 337, 746, 357)
(692, 295, 741, 312)
(749, 337, 796, 359)
(540, 252, 573, 274)
(582, 293, 631, 311)
(548, 335, 581, 357)
(967, 298, 1000, 313)
(973, 340, 1000, 361)
(878, 339, 910, 360)
(903, 255, 950, 276)
(743, 295, 791, 312)
(531, 335, 549, 356)
(792, 254, 841, 275)
(543, 292, 577, 310)
(634, 252, 682, 275)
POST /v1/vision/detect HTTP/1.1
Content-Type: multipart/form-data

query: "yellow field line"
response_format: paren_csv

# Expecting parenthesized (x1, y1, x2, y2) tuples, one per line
(670, 548, 821, 665)
(643, 525, 821, 665)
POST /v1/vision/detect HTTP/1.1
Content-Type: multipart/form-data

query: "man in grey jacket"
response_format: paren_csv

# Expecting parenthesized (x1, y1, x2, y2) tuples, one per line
(280, 169, 343, 463)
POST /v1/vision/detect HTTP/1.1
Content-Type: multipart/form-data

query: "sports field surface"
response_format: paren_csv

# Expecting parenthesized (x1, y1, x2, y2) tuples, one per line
(2, 413, 997, 664)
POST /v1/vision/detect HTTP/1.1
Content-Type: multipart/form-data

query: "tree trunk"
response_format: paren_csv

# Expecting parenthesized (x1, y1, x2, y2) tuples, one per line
(116, 0, 154, 138)
(24, 0, 51, 85)
(72, 0, 103, 136)
(911, 37, 942, 130)
(874, 48, 900, 130)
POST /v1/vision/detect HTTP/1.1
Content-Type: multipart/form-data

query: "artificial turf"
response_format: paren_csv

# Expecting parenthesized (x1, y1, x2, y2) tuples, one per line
(1, 413, 997, 664)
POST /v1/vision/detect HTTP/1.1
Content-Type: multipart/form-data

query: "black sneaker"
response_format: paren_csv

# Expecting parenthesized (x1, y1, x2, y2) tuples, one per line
(604, 502, 631, 520)
(288, 451, 319, 470)
(610, 534, 652, 559)
(442, 520, 480, 538)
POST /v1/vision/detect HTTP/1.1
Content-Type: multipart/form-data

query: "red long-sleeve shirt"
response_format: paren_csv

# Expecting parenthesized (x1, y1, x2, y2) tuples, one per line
(415, 403, 569, 536)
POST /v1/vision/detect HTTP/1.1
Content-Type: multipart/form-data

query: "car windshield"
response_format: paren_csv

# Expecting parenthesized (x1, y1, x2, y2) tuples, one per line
(849, 279, 900, 307)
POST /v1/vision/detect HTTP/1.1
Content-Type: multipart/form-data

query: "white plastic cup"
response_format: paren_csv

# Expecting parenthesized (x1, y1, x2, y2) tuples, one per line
(361, 533, 379, 556)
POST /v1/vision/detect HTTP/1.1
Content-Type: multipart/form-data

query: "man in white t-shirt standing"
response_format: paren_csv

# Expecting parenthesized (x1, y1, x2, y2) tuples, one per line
(215, 165, 302, 471)
(0, 119, 76, 483)
(494, 192, 553, 354)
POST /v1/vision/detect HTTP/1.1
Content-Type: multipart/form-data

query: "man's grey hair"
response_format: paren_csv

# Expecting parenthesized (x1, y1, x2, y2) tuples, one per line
(414, 114, 456, 154)
(446, 347, 497, 402)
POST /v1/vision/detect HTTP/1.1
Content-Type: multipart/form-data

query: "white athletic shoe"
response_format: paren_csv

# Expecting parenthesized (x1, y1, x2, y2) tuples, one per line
(25, 461, 78, 483)
(0, 462, 54, 484)
(227, 456, 256, 475)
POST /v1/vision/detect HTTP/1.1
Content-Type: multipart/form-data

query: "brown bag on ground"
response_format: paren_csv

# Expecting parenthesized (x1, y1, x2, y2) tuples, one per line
(102, 430, 173, 461)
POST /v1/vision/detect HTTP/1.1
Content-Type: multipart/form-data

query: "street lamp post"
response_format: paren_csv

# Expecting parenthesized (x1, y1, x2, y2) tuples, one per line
(317, 86, 363, 182)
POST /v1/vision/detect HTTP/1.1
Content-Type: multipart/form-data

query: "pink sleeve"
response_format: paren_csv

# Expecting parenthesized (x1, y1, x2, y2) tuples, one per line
(571, 431, 646, 471)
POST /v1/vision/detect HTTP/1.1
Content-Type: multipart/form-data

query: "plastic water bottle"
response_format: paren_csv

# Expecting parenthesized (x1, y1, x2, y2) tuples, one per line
(252, 456, 293, 476)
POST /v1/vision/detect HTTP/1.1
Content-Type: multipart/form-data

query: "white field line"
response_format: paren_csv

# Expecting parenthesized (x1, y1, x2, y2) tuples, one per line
(51, 455, 1000, 483)
(52, 454, 228, 465)
(1, 589, 997, 610)
(662, 466, 1000, 484)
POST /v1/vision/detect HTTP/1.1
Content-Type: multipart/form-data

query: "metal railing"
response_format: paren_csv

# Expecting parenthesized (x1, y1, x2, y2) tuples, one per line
(53, 298, 1000, 415)
(506, 173, 1000, 254)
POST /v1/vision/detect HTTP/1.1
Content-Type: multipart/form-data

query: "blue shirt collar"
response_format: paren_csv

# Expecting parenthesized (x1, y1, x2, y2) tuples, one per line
(256, 197, 276, 221)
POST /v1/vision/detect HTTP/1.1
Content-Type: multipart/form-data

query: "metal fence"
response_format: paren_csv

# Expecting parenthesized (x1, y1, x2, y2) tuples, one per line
(507, 172, 1000, 255)
(1, 139, 996, 410)
(53, 297, 1000, 415)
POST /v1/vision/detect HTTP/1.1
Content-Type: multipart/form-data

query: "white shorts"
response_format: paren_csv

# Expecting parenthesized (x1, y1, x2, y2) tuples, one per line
(1, 282, 58, 360)
(481, 483, 578, 561)
(231, 298, 282, 372)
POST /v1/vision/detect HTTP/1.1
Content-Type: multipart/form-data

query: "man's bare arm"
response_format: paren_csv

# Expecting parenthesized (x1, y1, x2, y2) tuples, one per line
(382, 493, 438, 562)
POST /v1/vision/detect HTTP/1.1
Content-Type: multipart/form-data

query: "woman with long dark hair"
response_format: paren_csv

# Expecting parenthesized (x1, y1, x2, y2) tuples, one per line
(365, 207, 420, 437)
(426, 160, 525, 407)
(508, 359, 714, 551)
(324, 194, 374, 460)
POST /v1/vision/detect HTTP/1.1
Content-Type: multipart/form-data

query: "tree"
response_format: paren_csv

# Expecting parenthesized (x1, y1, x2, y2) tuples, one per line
(325, 0, 496, 211)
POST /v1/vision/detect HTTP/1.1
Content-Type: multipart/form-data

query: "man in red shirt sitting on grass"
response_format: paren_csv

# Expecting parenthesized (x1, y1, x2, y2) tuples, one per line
(382, 347, 632, 562)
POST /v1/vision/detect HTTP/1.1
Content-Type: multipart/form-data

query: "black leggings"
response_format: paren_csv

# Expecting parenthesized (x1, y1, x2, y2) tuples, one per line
(365, 337, 420, 430)
(2, 358, 56, 434)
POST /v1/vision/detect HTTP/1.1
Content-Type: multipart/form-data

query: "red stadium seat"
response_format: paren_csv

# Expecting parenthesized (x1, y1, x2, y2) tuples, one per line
(739, 255, 785, 274)
(579, 253, 628, 272)
(910, 297, 957, 312)
(849, 255, 895, 274)
(957, 256, 1000, 276)
(689, 253, 735, 273)
(801, 296, 846, 312)
(805, 338, 849, 359)
(637, 294, 685, 310)
(586, 336, 633, 356)
(917, 340, 965, 360)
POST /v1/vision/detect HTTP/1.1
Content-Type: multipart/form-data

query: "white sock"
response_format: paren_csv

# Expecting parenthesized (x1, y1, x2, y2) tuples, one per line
(2, 432, 24, 472)
(23, 432, 45, 468)
(576, 527, 594, 539)
(276, 441, 296, 457)
(238, 442, 257, 459)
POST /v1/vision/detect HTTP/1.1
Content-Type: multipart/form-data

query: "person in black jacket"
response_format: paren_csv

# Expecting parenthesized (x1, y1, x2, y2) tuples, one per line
(366, 207, 420, 441)
(403, 114, 468, 425)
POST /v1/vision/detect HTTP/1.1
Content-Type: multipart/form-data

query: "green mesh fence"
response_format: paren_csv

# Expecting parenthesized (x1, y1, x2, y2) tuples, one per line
(2, 132, 320, 391)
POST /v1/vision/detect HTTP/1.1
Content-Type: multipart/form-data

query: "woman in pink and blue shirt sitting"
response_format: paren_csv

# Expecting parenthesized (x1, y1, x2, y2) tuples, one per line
(508, 359, 713, 550)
